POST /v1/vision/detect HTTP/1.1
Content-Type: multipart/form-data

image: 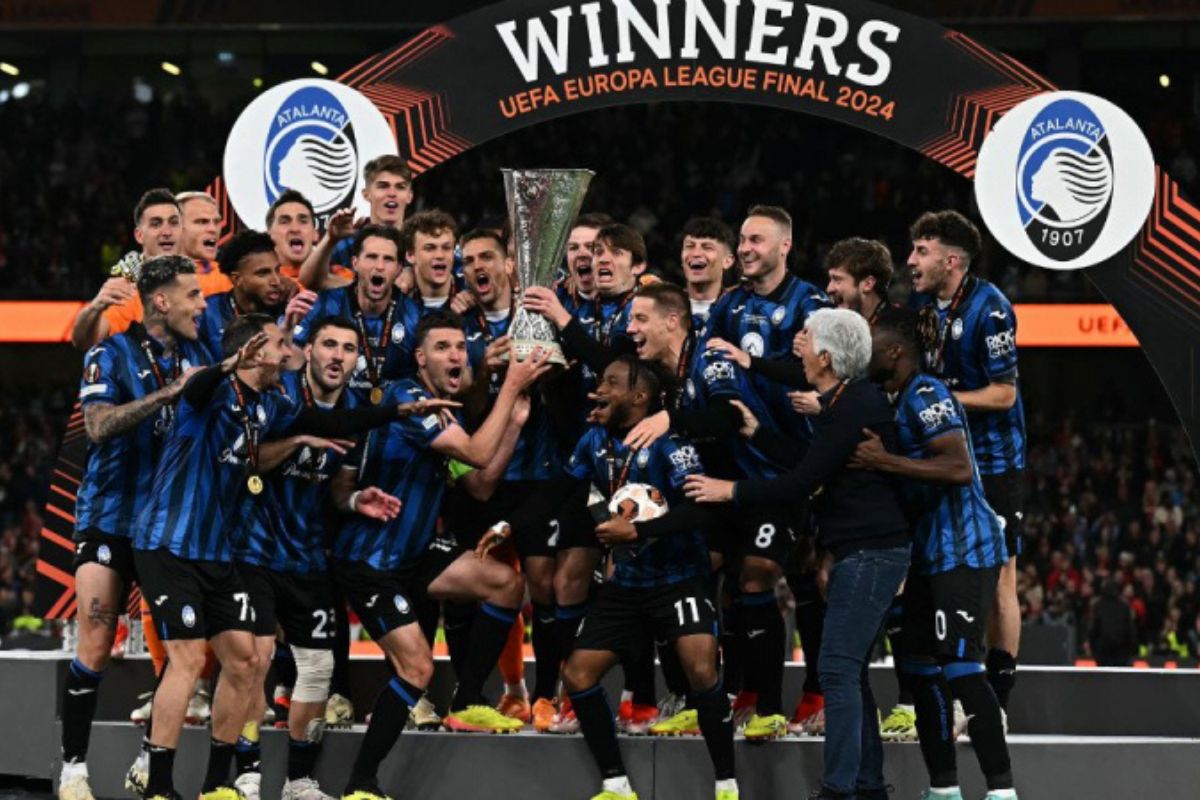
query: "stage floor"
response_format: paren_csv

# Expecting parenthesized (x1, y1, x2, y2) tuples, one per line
(3, 652, 1199, 799)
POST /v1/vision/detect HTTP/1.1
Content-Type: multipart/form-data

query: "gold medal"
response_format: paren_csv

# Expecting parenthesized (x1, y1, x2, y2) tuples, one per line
(247, 475, 264, 495)
(370, 386, 384, 405)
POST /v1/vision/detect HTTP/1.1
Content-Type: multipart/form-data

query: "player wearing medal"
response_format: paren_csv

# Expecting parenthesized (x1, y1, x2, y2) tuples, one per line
(908, 211, 1026, 714)
(328, 311, 551, 800)
(228, 316, 392, 800)
(520, 223, 645, 731)
(196, 231, 290, 361)
(131, 314, 450, 800)
(851, 308, 1016, 800)
(71, 188, 183, 351)
(633, 206, 830, 740)
(57, 256, 209, 800)
(624, 282, 798, 739)
(293, 225, 423, 403)
(555, 355, 737, 800)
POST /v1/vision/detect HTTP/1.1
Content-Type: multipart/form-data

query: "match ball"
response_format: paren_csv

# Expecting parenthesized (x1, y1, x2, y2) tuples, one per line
(609, 482, 669, 522)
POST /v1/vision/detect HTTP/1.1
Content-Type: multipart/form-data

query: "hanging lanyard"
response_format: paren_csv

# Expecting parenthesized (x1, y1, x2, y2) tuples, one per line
(229, 377, 262, 494)
(824, 379, 850, 410)
(133, 327, 181, 390)
(928, 275, 973, 374)
(606, 437, 640, 497)
(349, 289, 395, 404)
(598, 290, 635, 347)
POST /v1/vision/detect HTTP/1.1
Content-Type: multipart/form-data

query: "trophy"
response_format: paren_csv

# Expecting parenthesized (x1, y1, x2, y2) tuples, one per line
(109, 250, 144, 283)
(503, 168, 594, 364)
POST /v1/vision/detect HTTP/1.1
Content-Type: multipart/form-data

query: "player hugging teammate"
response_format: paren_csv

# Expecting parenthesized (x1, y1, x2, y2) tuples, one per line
(59, 181, 1023, 800)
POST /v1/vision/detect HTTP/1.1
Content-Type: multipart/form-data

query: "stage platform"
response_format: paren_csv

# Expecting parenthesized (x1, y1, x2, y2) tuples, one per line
(2, 651, 1199, 798)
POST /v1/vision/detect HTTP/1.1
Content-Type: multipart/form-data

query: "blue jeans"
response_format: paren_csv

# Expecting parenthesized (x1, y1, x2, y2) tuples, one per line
(818, 545, 910, 797)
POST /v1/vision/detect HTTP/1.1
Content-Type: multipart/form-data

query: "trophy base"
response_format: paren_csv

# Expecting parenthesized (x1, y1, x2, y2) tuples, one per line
(505, 338, 568, 366)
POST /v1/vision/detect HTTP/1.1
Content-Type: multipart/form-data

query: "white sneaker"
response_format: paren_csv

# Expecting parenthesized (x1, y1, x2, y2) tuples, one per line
(547, 707, 580, 734)
(263, 705, 276, 726)
(130, 692, 153, 725)
(124, 750, 149, 797)
(407, 696, 441, 731)
(324, 693, 354, 727)
(185, 689, 211, 726)
(234, 771, 261, 800)
(58, 762, 94, 800)
(281, 777, 334, 800)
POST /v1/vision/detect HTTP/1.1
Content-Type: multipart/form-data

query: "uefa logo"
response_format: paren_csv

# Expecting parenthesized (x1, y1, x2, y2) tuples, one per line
(224, 79, 398, 228)
(975, 91, 1155, 271)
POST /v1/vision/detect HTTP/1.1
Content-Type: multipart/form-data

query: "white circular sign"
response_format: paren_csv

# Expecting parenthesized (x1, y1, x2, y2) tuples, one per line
(974, 90, 1154, 271)
(223, 79, 398, 228)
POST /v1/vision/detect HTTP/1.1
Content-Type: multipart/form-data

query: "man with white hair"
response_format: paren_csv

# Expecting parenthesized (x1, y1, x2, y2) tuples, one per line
(685, 308, 911, 800)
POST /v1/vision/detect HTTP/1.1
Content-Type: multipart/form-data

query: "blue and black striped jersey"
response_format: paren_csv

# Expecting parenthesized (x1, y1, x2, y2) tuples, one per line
(75, 326, 210, 539)
(292, 283, 423, 401)
(683, 348, 790, 479)
(233, 369, 358, 574)
(134, 377, 301, 562)
(706, 274, 831, 445)
(464, 308, 560, 482)
(568, 289, 636, 423)
(915, 277, 1026, 476)
(566, 426, 708, 589)
(895, 373, 1007, 575)
(333, 378, 458, 570)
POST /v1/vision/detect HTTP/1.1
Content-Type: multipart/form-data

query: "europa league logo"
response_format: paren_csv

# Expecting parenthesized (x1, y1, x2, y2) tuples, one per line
(503, 168, 594, 364)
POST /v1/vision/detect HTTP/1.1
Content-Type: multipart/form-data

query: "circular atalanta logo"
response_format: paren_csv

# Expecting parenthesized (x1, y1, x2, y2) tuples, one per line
(394, 594, 410, 615)
(97, 545, 111, 565)
(770, 307, 786, 326)
(739, 332, 764, 358)
(391, 323, 406, 345)
(224, 79, 398, 227)
(975, 91, 1154, 271)
(181, 605, 197, 629)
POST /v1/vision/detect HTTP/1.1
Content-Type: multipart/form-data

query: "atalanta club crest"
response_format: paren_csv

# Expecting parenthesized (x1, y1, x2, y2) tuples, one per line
(1015, 98, 1113, 262)
(975, 91, 1154, 271)
(264, 85, 359, 215)
(224, 79, 397, 228)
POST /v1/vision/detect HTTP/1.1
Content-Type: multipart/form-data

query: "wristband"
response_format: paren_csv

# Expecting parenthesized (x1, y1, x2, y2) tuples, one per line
(348, 490, 362, 513)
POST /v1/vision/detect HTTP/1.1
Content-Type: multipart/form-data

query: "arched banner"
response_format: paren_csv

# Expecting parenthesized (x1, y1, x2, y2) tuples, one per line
(34, 0, 1200, 616)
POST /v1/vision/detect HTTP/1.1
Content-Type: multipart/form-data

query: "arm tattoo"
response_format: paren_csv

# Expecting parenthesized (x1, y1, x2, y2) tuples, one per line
(84, 393, 165, 442)
(87, 597, 119, 631)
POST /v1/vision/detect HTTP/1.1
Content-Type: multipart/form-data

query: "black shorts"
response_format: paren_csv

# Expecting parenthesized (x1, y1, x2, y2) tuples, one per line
(981, 470, 1025, 559)
(709, 504, 800, 567)
(555, 498, 600, 551)
(900, 566, 1000, 662)
(73, 529, 138, 606)
(573, 577, 718, 656)
(133, 548, 253, 641)
(239, 564, 337, 648)
(448, 480, 565, 558)
(333, 537, 463, 639)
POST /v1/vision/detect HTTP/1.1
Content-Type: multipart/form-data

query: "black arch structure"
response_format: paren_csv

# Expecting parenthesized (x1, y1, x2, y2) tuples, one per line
(34, 0, 1200, 616)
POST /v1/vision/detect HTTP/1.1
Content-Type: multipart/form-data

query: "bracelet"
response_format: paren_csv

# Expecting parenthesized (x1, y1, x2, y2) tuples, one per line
(348, 490, 362, 513)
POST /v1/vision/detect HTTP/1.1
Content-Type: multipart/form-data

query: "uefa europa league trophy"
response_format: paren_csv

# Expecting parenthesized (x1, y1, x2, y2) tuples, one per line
(503, 168, 594, 364)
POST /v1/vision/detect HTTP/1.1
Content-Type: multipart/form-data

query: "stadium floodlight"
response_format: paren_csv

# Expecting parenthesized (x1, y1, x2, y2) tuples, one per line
(161, 61, 181, 76)
(11, 82, 29, 99)
(252, 77, 264, 89)
(217, 51, 235, 65)
(1159, 74, 1170, 88)
(0, 90, 8, 103)
(311, 61, 329, 76)
(0, 62, 18, 76)
(133, 78, 154, 104)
